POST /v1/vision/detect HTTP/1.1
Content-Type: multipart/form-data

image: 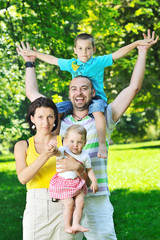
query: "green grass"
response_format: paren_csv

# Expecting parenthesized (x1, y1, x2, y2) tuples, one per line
(108, 140, 160, 240)
(0, 141, 160, 240)
(0, 155, 26, 240)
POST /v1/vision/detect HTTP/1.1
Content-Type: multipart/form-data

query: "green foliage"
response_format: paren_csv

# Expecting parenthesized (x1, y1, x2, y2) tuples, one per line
(112, 108, 160, 143)
(0, 0, 160, 149)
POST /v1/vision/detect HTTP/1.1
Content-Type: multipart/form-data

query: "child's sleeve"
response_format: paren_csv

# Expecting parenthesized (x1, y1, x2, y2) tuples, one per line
(58, 58, 73, 71)
(58, 146, 65, 158)
(83, 152, 92, 169)
(97, 54, 113, 68)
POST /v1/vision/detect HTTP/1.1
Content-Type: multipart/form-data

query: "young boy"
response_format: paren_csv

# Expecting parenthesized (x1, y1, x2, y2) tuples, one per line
(22, 33, 151, 158)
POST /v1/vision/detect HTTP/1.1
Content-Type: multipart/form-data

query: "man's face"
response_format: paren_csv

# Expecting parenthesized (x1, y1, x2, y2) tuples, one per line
(69, 77, 95, 111)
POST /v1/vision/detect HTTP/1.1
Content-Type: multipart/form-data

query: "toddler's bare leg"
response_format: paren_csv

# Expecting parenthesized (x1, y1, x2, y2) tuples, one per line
(71, 192, 89, 233)
(93, 111, 107, 158)
(62, 198, 75, 234)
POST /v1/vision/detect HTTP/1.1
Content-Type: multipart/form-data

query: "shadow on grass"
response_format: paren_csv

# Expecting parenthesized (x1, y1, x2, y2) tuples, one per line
(110, 145, 160, 151)
(0, 159, 15, 163)
(0, 155, 15, 163)
(0, 171, 26, 240)
(1, 171, 160, 240)
(110, 189, 160, 240)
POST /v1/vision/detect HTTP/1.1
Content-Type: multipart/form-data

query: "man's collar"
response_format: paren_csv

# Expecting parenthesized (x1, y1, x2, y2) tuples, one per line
(77, 57, 93, 66)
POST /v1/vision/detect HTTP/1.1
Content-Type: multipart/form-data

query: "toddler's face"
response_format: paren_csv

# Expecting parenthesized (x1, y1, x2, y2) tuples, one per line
(65, 131, 86, 155)
(74, 39, 96, 63)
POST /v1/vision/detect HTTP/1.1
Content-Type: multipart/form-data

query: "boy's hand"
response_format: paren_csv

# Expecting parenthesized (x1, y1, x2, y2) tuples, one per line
(21, 49, 37, 57)
(136, 29, 156, 46)
(138, 30, 159, 50)
(16, 41, 37, 62)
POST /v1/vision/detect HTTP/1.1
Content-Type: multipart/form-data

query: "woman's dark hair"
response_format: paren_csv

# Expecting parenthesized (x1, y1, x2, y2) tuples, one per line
(26, 97, 58, 133)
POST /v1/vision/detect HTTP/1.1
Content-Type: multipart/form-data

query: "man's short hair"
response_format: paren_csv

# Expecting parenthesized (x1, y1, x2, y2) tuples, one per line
(74, 33, 95, 48)
(69, 76, 94, 90)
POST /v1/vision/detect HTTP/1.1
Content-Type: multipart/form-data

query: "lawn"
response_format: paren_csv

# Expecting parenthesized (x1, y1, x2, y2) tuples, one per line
(0, 141, 160, 240)
(108, 140, 160, 240)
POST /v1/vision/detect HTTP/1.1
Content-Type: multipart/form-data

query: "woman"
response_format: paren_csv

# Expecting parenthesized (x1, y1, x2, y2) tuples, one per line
(14, 97, 84, 240)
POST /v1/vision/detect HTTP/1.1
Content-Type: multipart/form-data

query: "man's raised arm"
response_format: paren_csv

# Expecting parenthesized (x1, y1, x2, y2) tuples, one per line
(17, 42, 44, 102)
(111, 30, 159, 123)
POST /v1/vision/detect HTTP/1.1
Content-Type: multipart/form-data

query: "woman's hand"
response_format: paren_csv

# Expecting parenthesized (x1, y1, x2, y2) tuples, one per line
(43, 141, 59, 158)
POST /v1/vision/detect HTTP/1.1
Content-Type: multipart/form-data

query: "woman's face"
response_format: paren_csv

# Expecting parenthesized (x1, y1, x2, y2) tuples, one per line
(31, 107, 55, 134)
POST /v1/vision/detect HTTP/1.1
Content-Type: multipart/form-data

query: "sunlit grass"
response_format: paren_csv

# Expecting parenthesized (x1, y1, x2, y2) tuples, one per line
(108, 140, 160, 191)
(108, 140, 160, 240)
(0, 141, 160, 240)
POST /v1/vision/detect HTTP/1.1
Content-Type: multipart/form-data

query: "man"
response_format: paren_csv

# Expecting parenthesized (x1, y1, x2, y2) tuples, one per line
(17, 30, 158, 240)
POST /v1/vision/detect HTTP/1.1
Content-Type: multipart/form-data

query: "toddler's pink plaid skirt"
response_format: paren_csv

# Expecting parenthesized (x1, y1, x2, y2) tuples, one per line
(49, 173, 87, 199)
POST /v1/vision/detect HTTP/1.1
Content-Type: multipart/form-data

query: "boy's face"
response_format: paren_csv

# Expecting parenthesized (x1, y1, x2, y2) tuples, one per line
(74, 39, 96, 63)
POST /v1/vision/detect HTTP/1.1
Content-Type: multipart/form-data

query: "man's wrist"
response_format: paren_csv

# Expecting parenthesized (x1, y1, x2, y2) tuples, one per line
(138, 48, 148, 55)
(25, 61, 35, 68)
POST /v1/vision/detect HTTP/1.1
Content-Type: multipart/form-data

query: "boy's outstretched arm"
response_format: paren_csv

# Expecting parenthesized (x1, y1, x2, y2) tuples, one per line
(20, 46, 59, 66)
(112, 29, 155, 61)
(111, 30, 159, 123)
(17, 41, 44, 102)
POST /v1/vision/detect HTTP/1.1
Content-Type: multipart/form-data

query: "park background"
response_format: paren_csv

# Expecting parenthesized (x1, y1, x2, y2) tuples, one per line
(0, 0, 160, 239)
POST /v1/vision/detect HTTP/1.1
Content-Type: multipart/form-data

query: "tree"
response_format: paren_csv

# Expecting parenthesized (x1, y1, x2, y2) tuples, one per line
(0, 0, 159, 152)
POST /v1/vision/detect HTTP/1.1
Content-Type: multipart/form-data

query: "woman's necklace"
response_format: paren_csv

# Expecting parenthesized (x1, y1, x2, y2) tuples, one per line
(72, 113, 88, 121)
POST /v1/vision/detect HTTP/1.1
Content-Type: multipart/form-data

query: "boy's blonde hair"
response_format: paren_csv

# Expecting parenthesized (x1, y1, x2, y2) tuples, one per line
(65, 124, 87, 142)
(74, 33, 95, 48)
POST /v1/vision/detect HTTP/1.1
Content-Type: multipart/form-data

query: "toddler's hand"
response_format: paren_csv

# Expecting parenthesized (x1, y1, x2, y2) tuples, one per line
(42, 140, 59, 158)
(48, 139, 57, 148)
(90, 181, 98, 193)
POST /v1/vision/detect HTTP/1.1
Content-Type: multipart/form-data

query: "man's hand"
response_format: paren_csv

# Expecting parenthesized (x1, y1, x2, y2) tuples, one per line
(56, 152, 79, 172)
(16, 41, 37, 62)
